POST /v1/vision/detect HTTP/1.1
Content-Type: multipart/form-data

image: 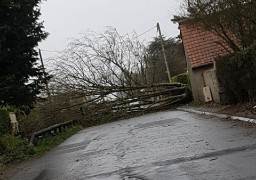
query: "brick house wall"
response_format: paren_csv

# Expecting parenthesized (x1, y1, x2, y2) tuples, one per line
(179, 20, 229, 103)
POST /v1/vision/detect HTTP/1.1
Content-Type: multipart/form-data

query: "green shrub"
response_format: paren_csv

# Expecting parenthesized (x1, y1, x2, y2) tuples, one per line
(171, 72, 190, 86)
(33, 125, 83, 154)
(1, 134, 16, 152)
(0, 109, 11, 155)
(0, 125, 83, 168)
(216, 47, 256, 104)
(0, 134, 34, 162)
(0, 109, 11, 137)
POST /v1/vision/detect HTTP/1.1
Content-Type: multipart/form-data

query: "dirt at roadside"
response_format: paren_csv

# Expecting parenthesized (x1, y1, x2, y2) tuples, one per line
(179, 103, 256, 130)
(0, 155, 41, 180)
(183, 102, 256, 120)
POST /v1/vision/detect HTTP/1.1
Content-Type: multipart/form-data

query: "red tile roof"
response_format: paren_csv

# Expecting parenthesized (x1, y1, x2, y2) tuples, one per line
(179, 22, 228, 69)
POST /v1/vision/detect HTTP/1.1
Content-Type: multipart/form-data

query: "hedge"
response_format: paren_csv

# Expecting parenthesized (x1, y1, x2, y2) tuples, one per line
(171, 72, 190, 86)
(216, 47, 256, 104)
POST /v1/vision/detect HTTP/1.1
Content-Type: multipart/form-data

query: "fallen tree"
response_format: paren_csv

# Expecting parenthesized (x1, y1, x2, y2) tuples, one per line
(46, 28, 192, 126)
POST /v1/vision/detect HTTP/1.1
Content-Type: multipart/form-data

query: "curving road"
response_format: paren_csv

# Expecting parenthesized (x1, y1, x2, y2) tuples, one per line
(6, 110, 256, 180)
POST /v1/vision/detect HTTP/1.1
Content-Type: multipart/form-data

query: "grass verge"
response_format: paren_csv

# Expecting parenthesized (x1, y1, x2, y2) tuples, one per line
(0, 125, 83, 170)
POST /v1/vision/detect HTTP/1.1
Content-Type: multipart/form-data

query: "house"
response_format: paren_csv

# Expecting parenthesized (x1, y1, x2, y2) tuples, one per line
(178, 19, 230, 103)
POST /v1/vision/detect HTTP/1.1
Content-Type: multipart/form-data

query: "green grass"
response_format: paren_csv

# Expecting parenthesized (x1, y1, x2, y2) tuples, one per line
(33, 125, 83, 154)
(0, 125, 83, 170)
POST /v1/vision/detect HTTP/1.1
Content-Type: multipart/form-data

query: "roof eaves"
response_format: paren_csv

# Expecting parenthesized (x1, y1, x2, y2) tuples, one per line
(191, 62, 213, 69)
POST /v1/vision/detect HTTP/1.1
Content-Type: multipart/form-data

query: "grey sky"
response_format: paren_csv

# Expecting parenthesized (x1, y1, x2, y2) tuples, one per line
(39, 0, 183, 59)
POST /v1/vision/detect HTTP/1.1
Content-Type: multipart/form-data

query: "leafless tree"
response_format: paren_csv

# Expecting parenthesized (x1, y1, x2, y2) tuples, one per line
(45, 27, 190, 125)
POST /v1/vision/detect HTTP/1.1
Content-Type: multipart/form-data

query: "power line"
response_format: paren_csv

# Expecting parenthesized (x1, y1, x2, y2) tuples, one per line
(137, 26, 157, 38)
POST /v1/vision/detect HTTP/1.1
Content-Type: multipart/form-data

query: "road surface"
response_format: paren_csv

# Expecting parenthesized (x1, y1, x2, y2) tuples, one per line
(6, 110, 256, 180)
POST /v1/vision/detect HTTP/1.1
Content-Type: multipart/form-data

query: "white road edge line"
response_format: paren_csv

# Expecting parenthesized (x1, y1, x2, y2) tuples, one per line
(177, 107, 256, 124)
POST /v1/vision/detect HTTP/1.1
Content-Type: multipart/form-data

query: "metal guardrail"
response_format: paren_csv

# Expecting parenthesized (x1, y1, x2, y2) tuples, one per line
(29, 120, 77, 145)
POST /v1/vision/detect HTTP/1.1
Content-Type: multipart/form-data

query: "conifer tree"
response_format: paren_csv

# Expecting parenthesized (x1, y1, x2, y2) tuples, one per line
(0, 0, 49, 109)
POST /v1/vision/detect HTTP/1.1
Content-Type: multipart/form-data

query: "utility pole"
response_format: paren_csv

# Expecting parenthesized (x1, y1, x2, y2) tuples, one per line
(39, 49, 51, 101)
(157, 23, 172, 83)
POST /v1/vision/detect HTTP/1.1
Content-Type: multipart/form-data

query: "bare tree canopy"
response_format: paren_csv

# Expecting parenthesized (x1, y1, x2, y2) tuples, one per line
(53, 27, 147, 90)
(45, 27, 191, 125)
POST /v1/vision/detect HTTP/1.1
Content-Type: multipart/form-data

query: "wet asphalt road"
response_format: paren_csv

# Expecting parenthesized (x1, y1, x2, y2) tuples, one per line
(7, 110, 256, 180)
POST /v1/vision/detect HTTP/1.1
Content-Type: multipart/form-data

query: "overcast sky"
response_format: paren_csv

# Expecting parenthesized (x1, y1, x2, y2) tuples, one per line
(39, 0, 183, 59)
